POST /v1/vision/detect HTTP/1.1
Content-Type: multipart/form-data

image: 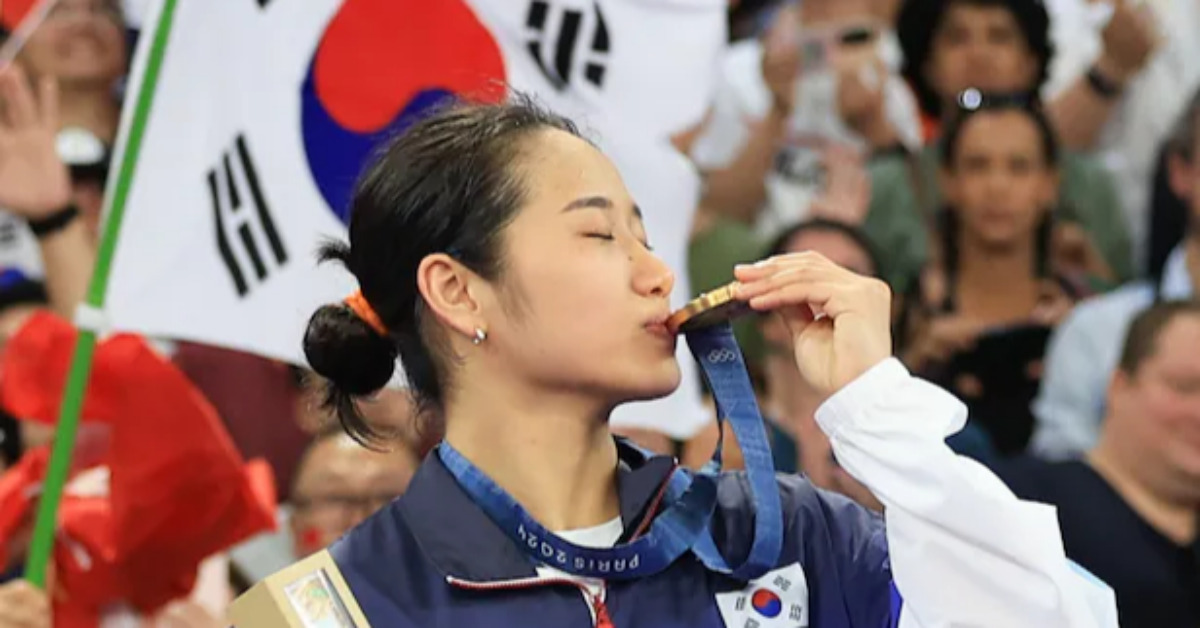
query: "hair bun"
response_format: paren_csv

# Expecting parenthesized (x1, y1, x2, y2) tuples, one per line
(303, 303, 398, 397)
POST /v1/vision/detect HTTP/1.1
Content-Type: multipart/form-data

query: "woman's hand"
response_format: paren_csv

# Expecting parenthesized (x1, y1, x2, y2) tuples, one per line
(735, 251, 892, 399)
(901, 315, 987, 371)
(152, 600, 225, 628)
(1096, 0, 1161, 87)
(0, 65, 71, 219)
(760, 4, 802, 113)
(1031, 279, 1075, 327)
(0, 580, 50, 628)
(1052, 221, 1112, 282)
(807, 144, 871, 226)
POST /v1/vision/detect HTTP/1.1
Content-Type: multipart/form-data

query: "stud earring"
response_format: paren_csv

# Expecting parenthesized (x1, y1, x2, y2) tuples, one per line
(473, 328, 487, 345)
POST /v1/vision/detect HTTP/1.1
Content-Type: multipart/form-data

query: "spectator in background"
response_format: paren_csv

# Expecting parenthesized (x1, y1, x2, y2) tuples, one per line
(1042, 0, 1195, 271)
(898, 94, 1080, 457)
(289, 428, 420, 559)
(867, 0, 1131, 293)
(691, 0, 920, 238)
(8, 0, 127, 145)
(688, 0, 889, 370)
(6, 0, 128, 237)
(0, 4, 312, 504)
(999, 301, 1200, 627)
(1033, 87, 1200, 460)
(0, 65, 95, 320)
(0, 63, 98, 469)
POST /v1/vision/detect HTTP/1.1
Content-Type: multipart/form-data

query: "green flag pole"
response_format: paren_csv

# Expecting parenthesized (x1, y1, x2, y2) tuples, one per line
(23, 0, 180, 588)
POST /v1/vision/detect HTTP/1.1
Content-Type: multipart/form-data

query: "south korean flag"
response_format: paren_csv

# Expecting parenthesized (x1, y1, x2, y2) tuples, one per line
(716, 563, 810, 628)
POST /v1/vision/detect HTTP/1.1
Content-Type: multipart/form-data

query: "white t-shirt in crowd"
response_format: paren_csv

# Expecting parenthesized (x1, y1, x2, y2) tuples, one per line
(1043, 0, 1200, 272)
(691, 32, 922, 238)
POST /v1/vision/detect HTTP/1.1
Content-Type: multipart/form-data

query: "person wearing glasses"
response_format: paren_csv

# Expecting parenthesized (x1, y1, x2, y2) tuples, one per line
(289, 427, 420, 559)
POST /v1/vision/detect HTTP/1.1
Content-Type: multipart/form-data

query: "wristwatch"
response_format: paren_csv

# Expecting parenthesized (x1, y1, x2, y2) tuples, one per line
(28, 204, 80, 239)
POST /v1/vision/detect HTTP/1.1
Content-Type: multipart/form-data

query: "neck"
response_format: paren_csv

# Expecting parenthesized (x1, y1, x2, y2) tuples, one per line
(953, 235, 1039, 308)
(444, 377, 621, 532)
(57, 84, 121, 143)
(1089, 431, 1198, 545)
(956, 233, 1037, 278)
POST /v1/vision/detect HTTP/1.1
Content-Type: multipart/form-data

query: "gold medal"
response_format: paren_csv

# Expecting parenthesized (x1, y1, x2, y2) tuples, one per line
(667, 281, 753, 334)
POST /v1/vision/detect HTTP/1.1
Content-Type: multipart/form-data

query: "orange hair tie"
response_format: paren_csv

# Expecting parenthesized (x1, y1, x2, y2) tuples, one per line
(343, 290, 388, 336)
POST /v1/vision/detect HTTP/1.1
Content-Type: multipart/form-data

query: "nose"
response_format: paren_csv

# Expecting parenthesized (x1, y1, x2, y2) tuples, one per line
(985, 168, 1010, 194)
(632, 245, 675, 299)
(963, 43, 995, 75)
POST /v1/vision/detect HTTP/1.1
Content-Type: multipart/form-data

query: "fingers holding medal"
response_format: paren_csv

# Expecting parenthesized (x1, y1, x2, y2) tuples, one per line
(733, 252, 893, 397)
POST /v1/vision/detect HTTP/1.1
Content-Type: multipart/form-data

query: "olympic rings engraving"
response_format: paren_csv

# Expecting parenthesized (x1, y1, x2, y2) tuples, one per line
(706, 348, 738, 363)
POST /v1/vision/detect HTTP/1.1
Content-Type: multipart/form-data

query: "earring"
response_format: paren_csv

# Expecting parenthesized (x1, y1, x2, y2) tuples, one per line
(472, 328, 487, 345)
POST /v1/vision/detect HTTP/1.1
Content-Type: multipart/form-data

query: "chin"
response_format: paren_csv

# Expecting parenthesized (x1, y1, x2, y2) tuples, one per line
(622, 360, 683, 402)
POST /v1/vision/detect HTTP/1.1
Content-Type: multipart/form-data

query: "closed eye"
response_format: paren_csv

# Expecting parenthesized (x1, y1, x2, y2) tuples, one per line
(586, 233, 615, 241)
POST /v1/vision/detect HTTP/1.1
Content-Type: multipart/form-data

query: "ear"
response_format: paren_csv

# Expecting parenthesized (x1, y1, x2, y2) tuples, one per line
(416, 253, 486, 340)
(1105, 368, 1133, 417)
(1167, 152, 1195, 203)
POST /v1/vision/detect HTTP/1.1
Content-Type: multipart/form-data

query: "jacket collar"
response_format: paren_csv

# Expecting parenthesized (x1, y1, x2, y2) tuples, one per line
(398, 438, 676, 583)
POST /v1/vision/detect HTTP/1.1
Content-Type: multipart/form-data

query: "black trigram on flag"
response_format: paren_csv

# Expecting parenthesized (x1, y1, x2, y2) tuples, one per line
(208, 134, 288, 298)
(525, 0, 610, 91)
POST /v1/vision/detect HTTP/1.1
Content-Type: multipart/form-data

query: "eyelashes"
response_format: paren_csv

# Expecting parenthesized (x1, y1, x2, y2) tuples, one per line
(585, 232, 654, 251)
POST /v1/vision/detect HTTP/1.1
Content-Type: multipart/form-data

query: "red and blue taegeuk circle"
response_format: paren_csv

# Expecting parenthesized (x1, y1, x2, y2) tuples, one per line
(751, 588, 783, 618)
(300, 0, 506, 222)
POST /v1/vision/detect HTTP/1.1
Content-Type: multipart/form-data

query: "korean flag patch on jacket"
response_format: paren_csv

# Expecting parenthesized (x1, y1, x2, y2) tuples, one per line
(716, 562, 810, 627)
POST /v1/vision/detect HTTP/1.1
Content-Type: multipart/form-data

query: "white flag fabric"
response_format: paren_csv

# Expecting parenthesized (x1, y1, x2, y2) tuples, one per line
(105, 0, 726, 438)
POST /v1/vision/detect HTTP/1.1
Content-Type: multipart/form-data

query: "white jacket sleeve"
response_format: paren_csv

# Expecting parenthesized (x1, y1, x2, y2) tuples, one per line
(814, 358, 1118, 627)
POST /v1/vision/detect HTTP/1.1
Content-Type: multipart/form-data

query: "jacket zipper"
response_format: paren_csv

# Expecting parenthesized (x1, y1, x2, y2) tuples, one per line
(448, 576, 614, 627)
(444, 463, 678, 627)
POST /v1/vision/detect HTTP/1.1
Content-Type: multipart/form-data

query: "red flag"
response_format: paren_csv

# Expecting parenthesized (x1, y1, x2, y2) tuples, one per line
(0, 0, 37, 31)
(0, 312, 277, 626)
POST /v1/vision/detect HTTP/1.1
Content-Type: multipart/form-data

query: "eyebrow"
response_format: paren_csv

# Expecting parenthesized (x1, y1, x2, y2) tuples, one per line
(561, 196, 643, 219)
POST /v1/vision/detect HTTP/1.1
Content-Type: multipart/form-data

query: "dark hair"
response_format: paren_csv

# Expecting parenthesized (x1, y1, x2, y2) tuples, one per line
(728, 0, 786, 41)
(940, 91, 1059, 168)
(303, 94, 583, 443)
(764, 218, 882, 278)
(898, 0, 1053, 119)
(938, 93, 1058, 290)
(1166, 87, 1200, 163)
(1117, 300, 1200, 375)
(1146, 87, 1200, 279)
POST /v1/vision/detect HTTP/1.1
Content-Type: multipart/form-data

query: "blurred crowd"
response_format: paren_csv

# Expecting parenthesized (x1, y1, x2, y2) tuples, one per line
(0, 0, 1197, 626)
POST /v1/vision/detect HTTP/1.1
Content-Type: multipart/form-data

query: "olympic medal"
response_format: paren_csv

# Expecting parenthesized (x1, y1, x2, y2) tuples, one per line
(667, 282, 753, 334)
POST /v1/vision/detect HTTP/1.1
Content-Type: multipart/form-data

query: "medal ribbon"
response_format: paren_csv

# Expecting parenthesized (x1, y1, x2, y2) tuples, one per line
(437, 322, 782, 580)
